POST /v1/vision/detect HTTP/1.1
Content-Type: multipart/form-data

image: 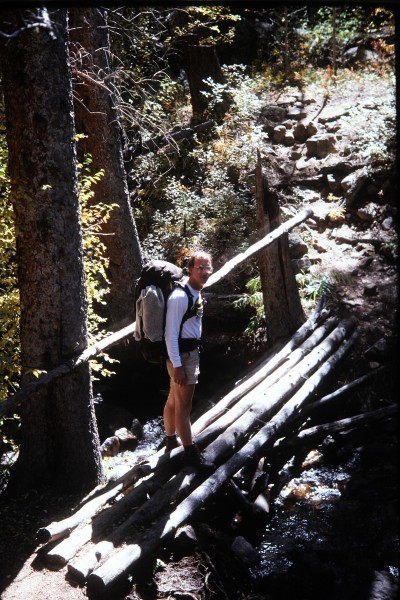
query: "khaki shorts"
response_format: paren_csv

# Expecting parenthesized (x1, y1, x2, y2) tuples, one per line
(166, 348, 200, 385)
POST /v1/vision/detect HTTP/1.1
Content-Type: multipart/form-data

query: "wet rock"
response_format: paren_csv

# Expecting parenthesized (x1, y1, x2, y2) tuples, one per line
(363, 282, 378, 296)
(382, 216, 395, 231)
(100, 435, 120, 457)
(364, 337, 389, 361)
(231, 535, 261, 566)
(130, 418, 144, 439)
(306, 134, 337, 159)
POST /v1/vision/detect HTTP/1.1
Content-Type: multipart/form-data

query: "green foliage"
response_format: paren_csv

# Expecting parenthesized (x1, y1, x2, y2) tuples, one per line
(0, 136, 20, 402)
(233, 276, 266, 335)
(165, 5, 240, 46)
(136, 64, 273, 267)
(76, 152, 117, 379)
(296, 269, 354, 310)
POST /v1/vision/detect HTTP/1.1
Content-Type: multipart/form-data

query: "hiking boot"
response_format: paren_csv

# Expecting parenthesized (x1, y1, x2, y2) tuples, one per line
(182, 443, 215, 475)
(166, 434, 180, 451)
(158, 434, 180, 452)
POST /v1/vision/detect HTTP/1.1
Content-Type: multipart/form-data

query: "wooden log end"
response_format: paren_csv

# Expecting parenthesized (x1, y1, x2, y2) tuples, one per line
(44, 552, 67, 568)
(67, 563, 88, 584)
(87, 572, 107, 593)
(36, 528, 52, 544)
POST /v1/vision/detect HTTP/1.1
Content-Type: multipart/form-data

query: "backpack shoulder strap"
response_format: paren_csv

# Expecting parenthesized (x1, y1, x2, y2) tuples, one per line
(174, 282, 195, 337)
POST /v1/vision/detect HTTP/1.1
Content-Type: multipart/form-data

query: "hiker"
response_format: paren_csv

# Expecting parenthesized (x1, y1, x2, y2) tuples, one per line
(163, 251, 215, 471)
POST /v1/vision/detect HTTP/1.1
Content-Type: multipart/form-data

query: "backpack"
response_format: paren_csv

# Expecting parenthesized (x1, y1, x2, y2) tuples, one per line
(134, 260, 196, 364)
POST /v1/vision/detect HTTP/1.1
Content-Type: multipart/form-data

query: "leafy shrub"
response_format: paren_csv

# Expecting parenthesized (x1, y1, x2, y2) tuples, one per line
(232, 275, 266, 335)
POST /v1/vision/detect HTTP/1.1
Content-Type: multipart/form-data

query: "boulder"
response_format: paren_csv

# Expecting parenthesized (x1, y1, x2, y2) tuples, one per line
(306, 133, 337, 159)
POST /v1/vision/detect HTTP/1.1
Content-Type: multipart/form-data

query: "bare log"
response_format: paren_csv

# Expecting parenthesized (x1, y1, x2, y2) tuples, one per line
(293, 403, 397, 443)
(192, 297, 330, 435)
(42, 318, 353, 562)
(0, 322, 136, 418)
(204, 208, 314, 289)
(87, 329, 356, 592)
(198, 318, 354, 462)
(299, 366, 385, 417)
(68, 468, 201, 581)
(36, 478, 132, 544)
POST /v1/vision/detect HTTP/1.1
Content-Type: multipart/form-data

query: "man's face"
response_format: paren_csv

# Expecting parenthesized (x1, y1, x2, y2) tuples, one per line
(188, 255, 213, 290)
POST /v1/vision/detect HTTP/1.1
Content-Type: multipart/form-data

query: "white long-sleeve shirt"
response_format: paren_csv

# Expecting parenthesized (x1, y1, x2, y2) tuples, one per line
(165, 280, 202, 368)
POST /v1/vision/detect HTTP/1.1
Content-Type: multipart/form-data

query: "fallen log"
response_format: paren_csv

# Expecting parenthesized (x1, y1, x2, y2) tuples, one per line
(199, 319, 355, 464)
(292, 403, 397, 444)
(68, 468, 202, 581)
(92, 313, 344, 498)
(86, 329, 356, 592)
(0, 322, 136, 419)
(194, 315, 338, 440)
(204, 208, 314, 288)
(192, 297, 330, 435)
(36, 462, 150, 544)
(299, 366, 385, 418)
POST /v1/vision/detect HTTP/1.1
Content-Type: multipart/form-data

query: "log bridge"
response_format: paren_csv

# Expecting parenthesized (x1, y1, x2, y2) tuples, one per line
(34, 301, 395, 594)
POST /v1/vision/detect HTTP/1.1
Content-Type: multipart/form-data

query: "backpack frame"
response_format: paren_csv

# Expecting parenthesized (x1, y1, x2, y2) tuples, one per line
(134, 260, 197, 364)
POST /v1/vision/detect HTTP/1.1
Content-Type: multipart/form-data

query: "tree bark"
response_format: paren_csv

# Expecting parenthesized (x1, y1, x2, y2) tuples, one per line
(69, 7, 142, 330)
(0, 7, 103, 492)
(255, 151, 304, 343)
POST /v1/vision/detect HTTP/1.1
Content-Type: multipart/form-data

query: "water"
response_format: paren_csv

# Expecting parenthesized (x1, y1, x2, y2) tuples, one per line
(249, 430, 399, 600)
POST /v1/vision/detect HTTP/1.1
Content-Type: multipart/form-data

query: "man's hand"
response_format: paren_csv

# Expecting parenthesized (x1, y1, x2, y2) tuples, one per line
(173, 366, 187, 386)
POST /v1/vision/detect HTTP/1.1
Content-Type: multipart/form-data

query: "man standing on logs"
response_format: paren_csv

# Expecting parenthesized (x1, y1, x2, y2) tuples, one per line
(163, 251, 215, 473)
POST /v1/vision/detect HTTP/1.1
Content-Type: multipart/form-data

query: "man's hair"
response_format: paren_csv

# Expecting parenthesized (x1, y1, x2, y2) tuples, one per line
(188, 251, 212, 269)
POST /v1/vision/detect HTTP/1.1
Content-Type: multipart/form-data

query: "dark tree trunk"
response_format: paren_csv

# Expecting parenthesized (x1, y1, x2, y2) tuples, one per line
(0, 8, 104, 492)
(182, 44, 233, 123)
(255, 151, 304, 343)
(69, 7, 142, 330)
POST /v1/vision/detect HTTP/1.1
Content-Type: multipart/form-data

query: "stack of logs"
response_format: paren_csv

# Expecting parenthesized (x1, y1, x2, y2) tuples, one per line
(35, 300, 396, 594)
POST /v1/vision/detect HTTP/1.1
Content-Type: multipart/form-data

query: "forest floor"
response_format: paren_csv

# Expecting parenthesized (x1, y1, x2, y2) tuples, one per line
(0, 70, 397, 600)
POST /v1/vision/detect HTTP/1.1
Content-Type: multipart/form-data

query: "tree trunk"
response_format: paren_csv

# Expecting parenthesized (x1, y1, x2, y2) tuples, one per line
(182, 44, 233, 123)
(255, 151, 305, 343)
(69, 7, 142, 330)
(0, 8, 103, 492)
